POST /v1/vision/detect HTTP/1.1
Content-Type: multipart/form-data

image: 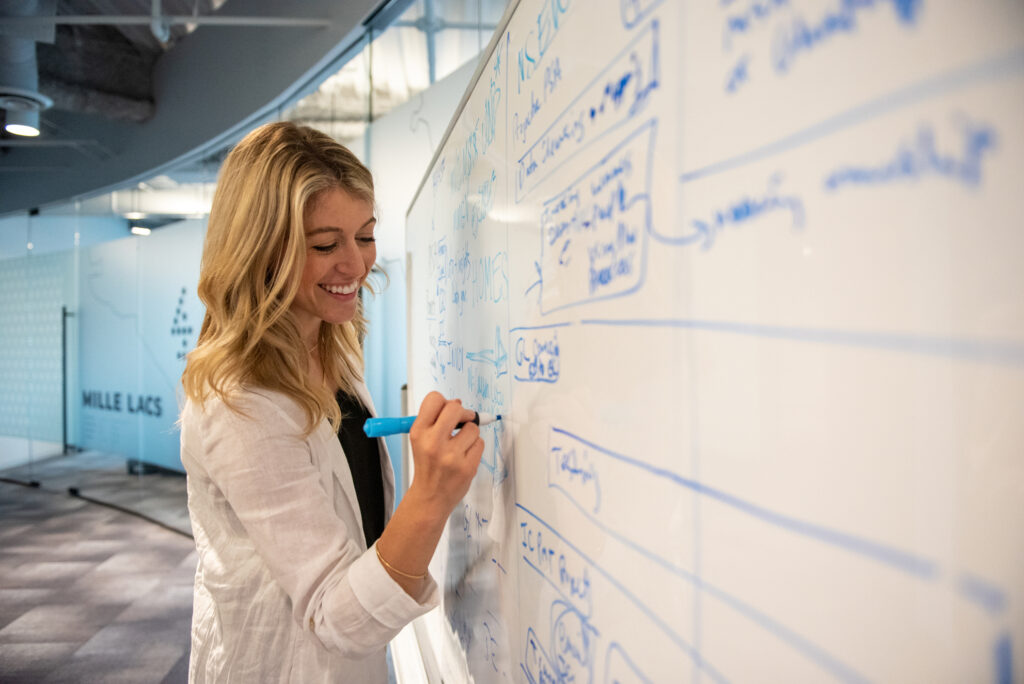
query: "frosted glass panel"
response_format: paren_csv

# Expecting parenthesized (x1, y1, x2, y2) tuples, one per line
(0, 251, 73, 444)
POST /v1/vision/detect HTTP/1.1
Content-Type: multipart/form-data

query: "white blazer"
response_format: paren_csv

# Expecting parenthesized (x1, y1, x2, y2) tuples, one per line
(179, 383, 438, 683)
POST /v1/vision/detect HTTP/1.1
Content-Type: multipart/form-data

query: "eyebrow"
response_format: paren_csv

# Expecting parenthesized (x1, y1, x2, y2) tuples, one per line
(306, 217, 376, 237)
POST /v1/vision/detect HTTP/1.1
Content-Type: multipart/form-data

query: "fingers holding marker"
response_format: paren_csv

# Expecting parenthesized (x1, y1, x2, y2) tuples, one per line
(410, 391, 446, 436)
(436, 399, 474, 435)
(410, 395, 474, 459)
(370, 399, 499, 439)
(451, 420, 480, 451)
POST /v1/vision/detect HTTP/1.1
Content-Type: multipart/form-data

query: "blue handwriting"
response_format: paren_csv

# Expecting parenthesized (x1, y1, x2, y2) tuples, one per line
(681, 173, 805, 250)
(550, 443, 600, 513)
(514, 328, 561, 383)
(725, 53, 751, 93)
(513, 58, 563, 149)
(622, 0, 666, 30)
(551, 600, 597, 682)
(453, 170, 497, 238)
(466, 325, 509, 374)
(516, 0, 572, 95)
(722, 0, 789, 50)
(517, 20, 659, 201)
(523, 628, 560, 684)
(772, 0, 922, 74)
(520, 517, 593, 615)
(540, 120, 654, 314)
(823, 118, 996, 191)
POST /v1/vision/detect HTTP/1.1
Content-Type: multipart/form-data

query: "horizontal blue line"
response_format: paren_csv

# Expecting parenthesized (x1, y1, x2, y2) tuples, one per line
(517, 504, 730, 684)
(510, 322, 573, 332)
(957, 573, 1007, 616)
(679, 48, 1024, 184)
(528, 454, 872, 684)
(579, 318, 1024, 367)
(551, 426, 938, 580)
(521, 554, 591, 617)
(513, 375, 558, 383)
(546, 433, 872, 683)
(698, 580, 869, 684)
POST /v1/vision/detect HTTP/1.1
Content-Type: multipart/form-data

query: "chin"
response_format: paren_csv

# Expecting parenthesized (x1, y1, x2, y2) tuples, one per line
(322, 308, 358, 326)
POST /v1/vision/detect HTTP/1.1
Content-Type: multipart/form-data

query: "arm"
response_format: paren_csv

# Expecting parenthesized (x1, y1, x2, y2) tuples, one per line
(374, 392, 484, 596)
(195, 391, 440, 657)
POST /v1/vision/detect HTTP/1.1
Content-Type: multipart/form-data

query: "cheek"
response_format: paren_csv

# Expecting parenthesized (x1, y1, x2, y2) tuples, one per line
(299, 268, 314, 291)
(300, 257, 323, 292)
(364, 245, 377, 274)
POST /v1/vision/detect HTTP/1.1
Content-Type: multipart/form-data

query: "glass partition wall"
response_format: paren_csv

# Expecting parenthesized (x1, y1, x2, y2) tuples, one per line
(0, 197, 202, 533)
(0, 209, 74, 474)
(0, 0, 508, 534)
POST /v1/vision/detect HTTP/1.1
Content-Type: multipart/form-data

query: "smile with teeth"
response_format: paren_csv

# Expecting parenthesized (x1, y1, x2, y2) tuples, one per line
(320, 281, 360, 295)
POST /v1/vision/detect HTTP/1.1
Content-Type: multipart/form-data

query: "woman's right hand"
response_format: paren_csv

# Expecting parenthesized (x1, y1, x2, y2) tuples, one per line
(407, 392, 485, 518)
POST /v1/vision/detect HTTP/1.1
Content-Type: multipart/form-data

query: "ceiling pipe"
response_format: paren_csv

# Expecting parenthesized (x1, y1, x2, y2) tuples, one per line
(150, 0, 170, 43)
(0, 0, 53, 137)
(38, 74, 153, 123)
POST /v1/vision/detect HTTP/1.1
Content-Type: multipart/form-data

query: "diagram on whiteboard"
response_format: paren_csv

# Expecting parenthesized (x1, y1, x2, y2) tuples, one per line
(407, 1, 1024, 682)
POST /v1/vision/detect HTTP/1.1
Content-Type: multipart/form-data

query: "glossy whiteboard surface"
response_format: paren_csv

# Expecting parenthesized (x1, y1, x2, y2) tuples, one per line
(406, 1, 1024, 682)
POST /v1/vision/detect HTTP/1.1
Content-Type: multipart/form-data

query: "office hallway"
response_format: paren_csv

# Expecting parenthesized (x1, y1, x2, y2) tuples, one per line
(0, 480, 195, 683)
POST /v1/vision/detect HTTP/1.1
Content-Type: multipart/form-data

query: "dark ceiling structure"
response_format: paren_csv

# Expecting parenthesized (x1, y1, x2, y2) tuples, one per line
(0, 0, 381, 216)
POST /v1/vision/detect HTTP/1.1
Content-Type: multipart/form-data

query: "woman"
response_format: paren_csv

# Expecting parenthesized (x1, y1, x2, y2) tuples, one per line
(179, 121, 483, 682)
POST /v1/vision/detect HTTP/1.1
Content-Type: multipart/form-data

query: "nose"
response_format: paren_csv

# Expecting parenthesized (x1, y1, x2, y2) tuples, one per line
(334, 238, 364, 275)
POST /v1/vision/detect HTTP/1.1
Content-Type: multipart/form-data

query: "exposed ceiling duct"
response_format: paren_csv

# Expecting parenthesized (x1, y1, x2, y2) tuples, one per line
(0, 0, 382, 216)
(0, 0, 56, 136)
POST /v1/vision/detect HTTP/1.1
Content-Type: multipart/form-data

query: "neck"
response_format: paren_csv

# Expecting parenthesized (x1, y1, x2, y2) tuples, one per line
(308, 343, 326, 388)
(305, 322, 323, 382)
(302, 321, 320, 353)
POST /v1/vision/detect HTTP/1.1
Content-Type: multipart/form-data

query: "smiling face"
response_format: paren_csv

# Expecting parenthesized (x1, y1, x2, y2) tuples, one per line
(291, 187, 377, 344)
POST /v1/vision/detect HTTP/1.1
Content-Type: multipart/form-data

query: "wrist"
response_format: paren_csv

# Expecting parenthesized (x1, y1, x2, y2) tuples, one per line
(399, 483, 454, 527)
(375, 543, 427, 580)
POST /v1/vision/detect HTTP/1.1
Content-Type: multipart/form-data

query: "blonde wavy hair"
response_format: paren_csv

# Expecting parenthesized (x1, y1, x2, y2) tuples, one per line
(182, 121, 378, 432)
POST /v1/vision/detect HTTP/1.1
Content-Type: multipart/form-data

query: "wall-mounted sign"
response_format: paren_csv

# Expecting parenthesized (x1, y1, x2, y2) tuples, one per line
(81, 390, 162, 417)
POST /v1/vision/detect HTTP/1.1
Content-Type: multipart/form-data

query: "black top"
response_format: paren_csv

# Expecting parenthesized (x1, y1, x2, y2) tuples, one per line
(335, 390, 386, 548)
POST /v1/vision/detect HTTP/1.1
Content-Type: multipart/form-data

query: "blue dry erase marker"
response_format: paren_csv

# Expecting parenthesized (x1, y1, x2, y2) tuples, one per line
(363, 412, 500, 438)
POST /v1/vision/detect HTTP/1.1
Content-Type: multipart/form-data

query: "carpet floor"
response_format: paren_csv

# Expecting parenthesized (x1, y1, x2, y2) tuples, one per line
(0, 480, 195, 683)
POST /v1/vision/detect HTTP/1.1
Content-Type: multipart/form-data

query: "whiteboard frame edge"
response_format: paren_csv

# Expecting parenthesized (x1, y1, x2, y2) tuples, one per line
(405, 0, 523, 219)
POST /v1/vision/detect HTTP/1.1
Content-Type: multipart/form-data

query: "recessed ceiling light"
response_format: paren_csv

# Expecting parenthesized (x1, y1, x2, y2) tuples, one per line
(4, 107, 41, 137)
(5, 123, 40, 137)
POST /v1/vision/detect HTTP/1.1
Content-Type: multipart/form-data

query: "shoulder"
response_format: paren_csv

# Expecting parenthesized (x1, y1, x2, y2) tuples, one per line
(181, 386, 328, 479)
(184, 386, 309, 435)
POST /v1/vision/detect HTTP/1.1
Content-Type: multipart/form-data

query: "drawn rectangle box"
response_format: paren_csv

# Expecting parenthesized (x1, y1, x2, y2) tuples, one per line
(539, 119, 657, 315)
(515, 18, 660, 202)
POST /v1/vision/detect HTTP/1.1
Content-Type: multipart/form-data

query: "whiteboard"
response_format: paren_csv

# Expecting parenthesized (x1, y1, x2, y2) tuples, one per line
(405, 1, 1024, 682)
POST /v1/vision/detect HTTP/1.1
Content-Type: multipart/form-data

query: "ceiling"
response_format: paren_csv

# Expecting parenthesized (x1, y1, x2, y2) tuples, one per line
(0, 0, 383, 217)
(35, 0, 220, 126)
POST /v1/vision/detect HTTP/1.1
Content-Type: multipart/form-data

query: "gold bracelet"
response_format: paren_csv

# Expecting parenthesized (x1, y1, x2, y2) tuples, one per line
(375, 544, 427, 581)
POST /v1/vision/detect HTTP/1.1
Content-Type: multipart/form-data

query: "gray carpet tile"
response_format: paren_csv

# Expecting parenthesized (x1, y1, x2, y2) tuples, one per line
(1, 451, 191, 537)
(0, 642, 80, 681)
(0, 479, 195, 683)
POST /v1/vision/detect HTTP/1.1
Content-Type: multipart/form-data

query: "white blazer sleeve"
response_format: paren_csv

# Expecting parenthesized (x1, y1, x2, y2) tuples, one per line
(192, 390, 438, 658)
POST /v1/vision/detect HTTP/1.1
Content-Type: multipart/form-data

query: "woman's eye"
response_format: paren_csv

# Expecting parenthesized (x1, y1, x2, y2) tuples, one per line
(312, 243, 337, 253)
(357, 236, 376, 244)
